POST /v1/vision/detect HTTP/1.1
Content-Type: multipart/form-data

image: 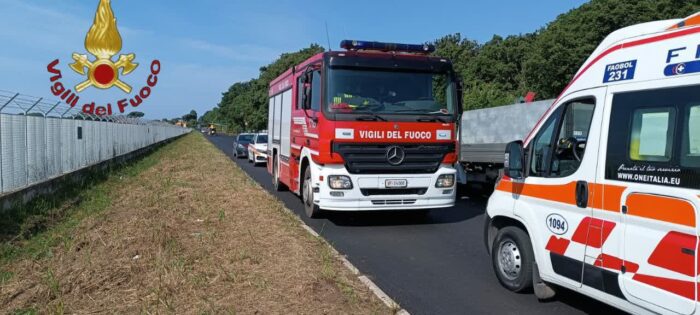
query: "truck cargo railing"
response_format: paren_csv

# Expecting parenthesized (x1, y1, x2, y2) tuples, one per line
(460, 99, 554, 163)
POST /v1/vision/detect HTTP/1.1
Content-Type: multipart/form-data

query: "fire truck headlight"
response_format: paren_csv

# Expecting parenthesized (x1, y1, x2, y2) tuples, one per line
(435, 174, 455, 188)
(328, 175, 353, 190)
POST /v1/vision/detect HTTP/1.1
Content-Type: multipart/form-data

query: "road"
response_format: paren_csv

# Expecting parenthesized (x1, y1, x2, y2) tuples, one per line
(207, 135, 626, 315)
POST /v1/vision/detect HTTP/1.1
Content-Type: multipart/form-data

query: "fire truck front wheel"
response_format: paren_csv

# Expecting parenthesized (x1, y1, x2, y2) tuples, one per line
(302, 166, 321, 218)
(491, 226, 534, 293)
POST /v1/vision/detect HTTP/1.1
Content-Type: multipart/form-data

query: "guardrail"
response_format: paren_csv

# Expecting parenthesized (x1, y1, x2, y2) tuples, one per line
(0, 90, 189, 196)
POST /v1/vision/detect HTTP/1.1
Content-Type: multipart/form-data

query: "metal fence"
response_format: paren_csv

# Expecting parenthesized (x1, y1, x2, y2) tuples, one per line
(0, 90, 189, 196)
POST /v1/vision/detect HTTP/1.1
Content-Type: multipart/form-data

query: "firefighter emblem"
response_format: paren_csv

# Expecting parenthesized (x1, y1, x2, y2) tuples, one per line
(69, 0, 138, 93)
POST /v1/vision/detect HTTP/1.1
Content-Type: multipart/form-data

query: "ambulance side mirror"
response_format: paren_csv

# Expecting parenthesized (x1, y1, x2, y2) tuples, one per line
(504, 140, 525, 179)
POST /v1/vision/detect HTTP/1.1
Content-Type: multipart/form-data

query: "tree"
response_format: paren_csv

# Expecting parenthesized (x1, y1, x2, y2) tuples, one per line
(202, 0, 700, 120)
(127, 111, 145, 118)
(433, 32, 538, 109)
(208, 44, 324, 132)
(181, 110, 197, 121)
(522, 0, 700, 98)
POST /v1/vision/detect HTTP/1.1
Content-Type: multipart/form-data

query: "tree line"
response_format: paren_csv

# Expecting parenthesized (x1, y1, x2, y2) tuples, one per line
(202, 0, 700, 132)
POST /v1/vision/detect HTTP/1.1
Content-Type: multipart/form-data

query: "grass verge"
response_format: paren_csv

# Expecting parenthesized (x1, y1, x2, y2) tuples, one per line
(0, 144, 161, 266)
(0, 133, 389, 314)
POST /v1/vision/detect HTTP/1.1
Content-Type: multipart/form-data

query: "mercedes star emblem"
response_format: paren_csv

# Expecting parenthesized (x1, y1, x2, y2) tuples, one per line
(386, 146, 406, 166)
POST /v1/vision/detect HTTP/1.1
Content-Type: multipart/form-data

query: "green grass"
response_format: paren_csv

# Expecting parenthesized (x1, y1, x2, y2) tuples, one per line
(10, 309, 37, 315)
(0, 138, 180, 270)
(0, 269, 13, 284)
(316, 239, 362, 304)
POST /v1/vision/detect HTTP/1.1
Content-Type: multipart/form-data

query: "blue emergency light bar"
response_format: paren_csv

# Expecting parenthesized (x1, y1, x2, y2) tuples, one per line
(340, 40, 435, 54)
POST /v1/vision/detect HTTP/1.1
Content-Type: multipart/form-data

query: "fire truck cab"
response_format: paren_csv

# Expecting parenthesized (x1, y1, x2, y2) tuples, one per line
(485, 13, 700, 314)
(267, 40, 460, 218)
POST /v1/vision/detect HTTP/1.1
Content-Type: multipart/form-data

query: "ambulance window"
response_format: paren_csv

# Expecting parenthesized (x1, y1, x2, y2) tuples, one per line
(629, 107, 675, 162)
(606, 84, 700, 189)
(682, 105, 700, 167)
(549, 99, 595, 178)
(630, 108, 675, 162)
(529, 108, 561, 177)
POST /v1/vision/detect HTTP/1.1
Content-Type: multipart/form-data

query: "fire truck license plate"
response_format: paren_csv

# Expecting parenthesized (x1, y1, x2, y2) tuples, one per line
(385, 179, 408, 188)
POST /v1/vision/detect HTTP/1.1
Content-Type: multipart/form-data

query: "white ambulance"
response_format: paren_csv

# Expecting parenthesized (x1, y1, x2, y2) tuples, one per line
(485, 12, 700, 314)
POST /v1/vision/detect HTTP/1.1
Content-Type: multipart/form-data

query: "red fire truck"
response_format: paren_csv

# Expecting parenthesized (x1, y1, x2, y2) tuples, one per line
(267, 40, 461, 218)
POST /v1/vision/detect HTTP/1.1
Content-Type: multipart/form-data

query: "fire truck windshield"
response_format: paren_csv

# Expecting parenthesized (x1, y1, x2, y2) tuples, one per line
(326, 68, 456, 117)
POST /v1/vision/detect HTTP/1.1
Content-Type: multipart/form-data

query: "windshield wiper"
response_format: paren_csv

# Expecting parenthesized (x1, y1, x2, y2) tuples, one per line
(394, 108, 449, 115)
(417, 116, 447, 123)
(355, 114, 387, 121)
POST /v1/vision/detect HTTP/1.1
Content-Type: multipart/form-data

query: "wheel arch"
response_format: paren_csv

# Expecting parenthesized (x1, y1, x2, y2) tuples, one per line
(299, 155, 310, 192)
(485, 215, 532, 256)
(297, 147, 319, 195)
(271, 148, 279, 174)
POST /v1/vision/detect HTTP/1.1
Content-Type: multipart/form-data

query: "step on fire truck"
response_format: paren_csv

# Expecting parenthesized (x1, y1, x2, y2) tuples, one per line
(485, 12, 700, 314)
(267, 40, 461, 218)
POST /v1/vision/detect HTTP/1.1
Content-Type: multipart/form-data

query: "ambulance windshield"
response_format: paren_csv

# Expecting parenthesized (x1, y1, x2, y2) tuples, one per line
(326, 68, 456, 117)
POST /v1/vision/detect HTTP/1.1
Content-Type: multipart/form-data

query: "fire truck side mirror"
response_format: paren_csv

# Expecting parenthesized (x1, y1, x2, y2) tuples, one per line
(302, 83, 312, 110)
(504, 140, 525, 179)
(456, 80, 464, 114)
(302, 71, 313, 110)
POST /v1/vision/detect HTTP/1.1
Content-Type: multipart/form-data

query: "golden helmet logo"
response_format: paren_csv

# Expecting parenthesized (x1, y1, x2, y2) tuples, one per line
(70, 0, 138, 93)
(46, 0, 161, 116)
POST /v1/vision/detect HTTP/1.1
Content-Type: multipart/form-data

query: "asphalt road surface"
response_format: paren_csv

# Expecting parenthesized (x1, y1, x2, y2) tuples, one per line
(207, 135, 626, 315)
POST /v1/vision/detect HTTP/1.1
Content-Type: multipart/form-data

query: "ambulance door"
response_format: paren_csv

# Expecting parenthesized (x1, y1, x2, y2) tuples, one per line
(605, 83, 699, 315)
(516, 87, 604, 288)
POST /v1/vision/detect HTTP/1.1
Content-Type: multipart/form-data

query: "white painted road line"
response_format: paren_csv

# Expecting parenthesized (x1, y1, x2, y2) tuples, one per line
(300, 224, 320, 238)
(359, 275, 403, 312)
(339, 255, 360, 275)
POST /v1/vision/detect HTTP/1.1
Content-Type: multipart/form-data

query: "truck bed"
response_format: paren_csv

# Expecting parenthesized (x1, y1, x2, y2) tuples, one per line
(460, 100, 553, 164)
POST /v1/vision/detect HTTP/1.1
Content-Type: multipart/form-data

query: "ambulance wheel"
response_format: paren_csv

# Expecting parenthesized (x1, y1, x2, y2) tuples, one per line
(272, 156, 286, 191)
(303, 167, 321, 218)
(492, 226, 534, 293)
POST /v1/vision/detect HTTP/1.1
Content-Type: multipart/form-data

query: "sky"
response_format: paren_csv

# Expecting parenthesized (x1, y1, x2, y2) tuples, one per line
(0, 0, 588, 120)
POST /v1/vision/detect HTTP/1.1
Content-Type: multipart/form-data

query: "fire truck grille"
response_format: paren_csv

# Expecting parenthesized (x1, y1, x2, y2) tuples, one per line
(332, 143, 455, 174)
(371, 199, 417, 205)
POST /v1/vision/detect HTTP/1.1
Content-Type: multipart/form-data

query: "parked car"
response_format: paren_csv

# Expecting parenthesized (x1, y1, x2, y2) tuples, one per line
(233, 133, 254, 158)
(247, 133, 268, 165)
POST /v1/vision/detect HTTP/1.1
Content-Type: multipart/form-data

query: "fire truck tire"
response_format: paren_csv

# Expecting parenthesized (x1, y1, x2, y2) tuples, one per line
(272, 156, 286, 191)
(491, 226, 534, 293)
(303, 166, 321, 218)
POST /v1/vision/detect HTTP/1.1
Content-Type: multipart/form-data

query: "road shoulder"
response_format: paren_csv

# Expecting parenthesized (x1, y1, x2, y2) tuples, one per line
(0, 133, 391, 314)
